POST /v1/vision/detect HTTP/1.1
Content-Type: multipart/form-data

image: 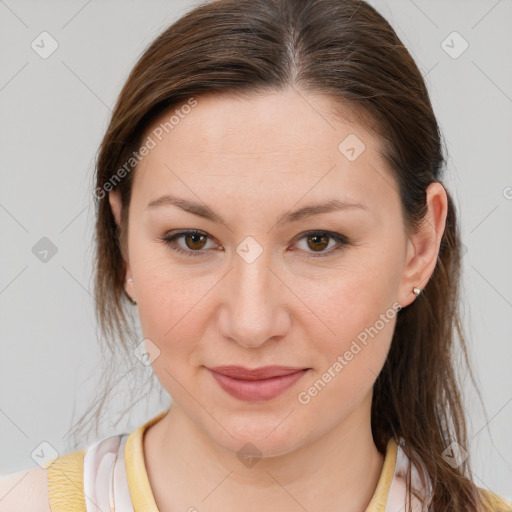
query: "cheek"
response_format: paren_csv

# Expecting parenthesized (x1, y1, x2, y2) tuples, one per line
(129, 230, 209, 335)
(136, 277, 205, 400)
(297, 248, 401, 397)
(309, 285, 396, 382)
(301, 254, 398, 346)
(132, 255, 219, 386)
(296, 290, 397, 423)
(136, 270, 206, 346)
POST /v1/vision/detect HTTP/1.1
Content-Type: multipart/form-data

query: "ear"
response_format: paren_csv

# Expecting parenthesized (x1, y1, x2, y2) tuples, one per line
(109, 188, 122, 228)
(108, 189, 134, 286)
(398, 181, 448, 308)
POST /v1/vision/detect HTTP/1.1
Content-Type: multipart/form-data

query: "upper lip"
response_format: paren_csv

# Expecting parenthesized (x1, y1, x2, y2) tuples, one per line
(206, 365, 309, 380)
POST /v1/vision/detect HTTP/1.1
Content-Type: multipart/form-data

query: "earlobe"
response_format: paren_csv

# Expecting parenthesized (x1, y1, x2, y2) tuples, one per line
(125, 276, 137, 305)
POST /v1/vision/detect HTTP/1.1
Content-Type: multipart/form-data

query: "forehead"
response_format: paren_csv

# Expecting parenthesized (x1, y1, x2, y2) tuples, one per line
(132, 89, 395, 212)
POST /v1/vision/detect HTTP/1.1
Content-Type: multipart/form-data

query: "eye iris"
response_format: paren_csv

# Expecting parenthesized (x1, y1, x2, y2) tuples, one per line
(186, 233, 207, 250)
(307, 234, 329, 252)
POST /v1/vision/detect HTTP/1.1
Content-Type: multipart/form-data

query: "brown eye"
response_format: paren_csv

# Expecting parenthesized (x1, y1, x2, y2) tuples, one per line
(162, 230, 215, 257)
(306, 233, 330, 252)
(295, 230, 349, 257)
(183, 232, 208, 250)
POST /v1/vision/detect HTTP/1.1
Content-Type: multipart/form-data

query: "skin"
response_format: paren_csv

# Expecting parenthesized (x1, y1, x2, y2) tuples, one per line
(109, 87, 448, 512)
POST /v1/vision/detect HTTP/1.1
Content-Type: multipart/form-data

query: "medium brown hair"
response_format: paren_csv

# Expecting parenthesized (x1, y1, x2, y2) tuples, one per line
(68, 1, 498, 510)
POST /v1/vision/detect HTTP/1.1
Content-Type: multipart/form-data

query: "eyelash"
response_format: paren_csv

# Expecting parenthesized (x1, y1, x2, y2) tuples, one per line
(160, 229, 349, 258)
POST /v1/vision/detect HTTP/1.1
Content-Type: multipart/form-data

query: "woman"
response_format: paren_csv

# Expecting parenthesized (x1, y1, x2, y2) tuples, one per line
(1, 0, 510, 510)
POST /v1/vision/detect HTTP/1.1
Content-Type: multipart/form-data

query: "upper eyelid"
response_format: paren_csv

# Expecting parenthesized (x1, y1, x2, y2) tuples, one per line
(165, 229, 344, 241)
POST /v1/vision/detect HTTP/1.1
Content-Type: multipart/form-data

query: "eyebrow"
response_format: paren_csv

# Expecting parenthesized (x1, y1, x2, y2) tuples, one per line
(146, 194, 368, 227)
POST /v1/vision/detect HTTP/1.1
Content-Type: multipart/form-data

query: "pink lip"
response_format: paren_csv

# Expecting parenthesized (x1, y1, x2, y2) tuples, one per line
(205, 366, 310, 402)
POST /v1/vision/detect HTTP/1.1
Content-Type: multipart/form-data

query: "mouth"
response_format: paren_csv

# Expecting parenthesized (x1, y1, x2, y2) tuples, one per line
(205, 365, 310, 402)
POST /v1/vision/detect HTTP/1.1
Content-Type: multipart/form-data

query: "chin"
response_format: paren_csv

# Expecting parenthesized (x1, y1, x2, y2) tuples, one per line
(205, 415, 309, 460)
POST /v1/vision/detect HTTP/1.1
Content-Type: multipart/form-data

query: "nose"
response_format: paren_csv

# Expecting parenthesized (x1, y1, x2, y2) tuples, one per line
(217, 250, 290, 349)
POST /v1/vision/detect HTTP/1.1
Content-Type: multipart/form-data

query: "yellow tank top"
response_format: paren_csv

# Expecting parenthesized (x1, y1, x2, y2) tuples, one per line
(45, 408, 511, 511)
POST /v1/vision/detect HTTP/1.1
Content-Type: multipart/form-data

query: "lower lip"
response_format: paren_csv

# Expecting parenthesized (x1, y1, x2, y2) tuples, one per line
(206, 368, 309, 402)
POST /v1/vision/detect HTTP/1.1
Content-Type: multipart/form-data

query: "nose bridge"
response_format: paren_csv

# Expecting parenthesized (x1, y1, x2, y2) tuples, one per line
(234, 233, 272, 297)
(235, 247, 271, 305)
(220, 240, 286, 348)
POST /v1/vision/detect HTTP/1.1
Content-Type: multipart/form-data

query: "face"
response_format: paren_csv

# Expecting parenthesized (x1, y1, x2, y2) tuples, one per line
(110, 88, 428, 457)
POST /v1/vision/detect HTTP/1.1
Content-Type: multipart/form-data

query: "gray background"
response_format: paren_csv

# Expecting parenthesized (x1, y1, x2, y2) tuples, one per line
(1, 0, 511, 501)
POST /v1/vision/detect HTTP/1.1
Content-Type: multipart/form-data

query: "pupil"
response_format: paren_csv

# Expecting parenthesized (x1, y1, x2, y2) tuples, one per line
(188, 234, 204, 249)
(310, 234, 328, 251)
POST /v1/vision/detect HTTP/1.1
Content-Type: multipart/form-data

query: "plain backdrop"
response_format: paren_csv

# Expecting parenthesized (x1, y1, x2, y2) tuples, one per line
(1, 0, 511, 501)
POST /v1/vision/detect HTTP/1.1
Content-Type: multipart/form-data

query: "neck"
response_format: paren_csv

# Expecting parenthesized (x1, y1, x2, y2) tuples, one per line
(144, 395, 385, 511)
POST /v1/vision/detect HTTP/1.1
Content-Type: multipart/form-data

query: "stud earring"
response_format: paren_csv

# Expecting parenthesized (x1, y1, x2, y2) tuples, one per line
(413, 287, 422, 296)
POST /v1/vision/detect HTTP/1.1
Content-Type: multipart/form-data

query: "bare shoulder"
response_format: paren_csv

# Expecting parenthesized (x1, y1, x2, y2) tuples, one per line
(0, 466, 51, 512)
